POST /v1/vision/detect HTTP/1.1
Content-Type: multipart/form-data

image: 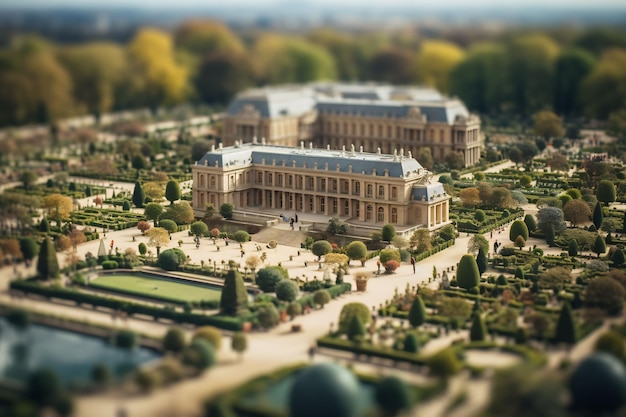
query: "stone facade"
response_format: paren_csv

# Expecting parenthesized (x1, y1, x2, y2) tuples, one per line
(192, 142, 449, 230)
(222, 83, 481, 167)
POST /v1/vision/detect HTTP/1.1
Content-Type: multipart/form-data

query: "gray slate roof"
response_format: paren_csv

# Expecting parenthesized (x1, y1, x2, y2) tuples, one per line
(411, 183, 447, 201)
(196, 143, 425, 178)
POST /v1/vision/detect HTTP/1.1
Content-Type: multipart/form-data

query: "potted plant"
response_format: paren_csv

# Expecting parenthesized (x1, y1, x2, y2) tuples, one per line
(354, 271, 371, 292)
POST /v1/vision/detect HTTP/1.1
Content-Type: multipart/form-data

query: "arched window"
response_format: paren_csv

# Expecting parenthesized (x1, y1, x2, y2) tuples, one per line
(377, 207, 385, 222)
(366, 205, 373, 220)
(391, 208, 398, 223)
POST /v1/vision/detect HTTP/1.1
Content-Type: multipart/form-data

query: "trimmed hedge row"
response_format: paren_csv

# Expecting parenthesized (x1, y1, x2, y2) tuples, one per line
(316, 336, 429, 366)
(412, 239, 455, 262)
(9, 280, 243, 331)
(456, 209, 524, 234)
(296, 282, 351, 308)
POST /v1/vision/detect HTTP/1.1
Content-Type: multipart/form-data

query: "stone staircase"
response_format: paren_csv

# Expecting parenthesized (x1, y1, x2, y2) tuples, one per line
(252, 227, 306, 247)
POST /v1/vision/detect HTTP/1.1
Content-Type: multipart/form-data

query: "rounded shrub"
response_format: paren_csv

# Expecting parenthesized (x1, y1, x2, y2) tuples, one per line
(374, 376, 413, 417)
(192, 326, 222, 351)
(474, 210, 486, 222)
(379, 249, 401, 265)
(338, 302, 371, 334)
(232, 230, 250, 243)
(256, 266, 288, 292)
(275, 280, 299, 302)
(570, 353, 626, 413)
(159, 219, 178, 234)
(182, 339, 215, 372)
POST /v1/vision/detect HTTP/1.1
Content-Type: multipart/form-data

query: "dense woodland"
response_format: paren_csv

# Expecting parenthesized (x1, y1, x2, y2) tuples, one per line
(0, 22, 625, 128)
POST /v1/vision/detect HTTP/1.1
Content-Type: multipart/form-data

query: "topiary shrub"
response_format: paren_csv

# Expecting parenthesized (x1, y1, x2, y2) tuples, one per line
(192, 326, 222, 351)
(159, 219, 178, 234)
(256, 266, 288, 292)
(182, 339, 215, 372)
(474, 210, 486, 222)
(379, 249, 401, 265)
(232, 230, 250, 243)
(257, 304, 280, 329)
(457, 254, 480, 291)
(374, 376, 413, 417)
(158, 250, 181, 271)
(338, 302, 371, 334)
(313, 289, 331, 308)
(403, 332, 420, 353)
(509, 220, 529, 242)
(101, 260, 118, 270)
(384, 260, 400, 274)
(275, 280, 299, 302)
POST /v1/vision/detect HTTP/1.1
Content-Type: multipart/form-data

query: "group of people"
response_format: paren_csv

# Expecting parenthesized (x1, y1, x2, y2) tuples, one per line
(281, 213, 299, 230)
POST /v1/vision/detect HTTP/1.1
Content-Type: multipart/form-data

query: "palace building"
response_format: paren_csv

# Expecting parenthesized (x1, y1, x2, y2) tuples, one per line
(192, 141, 450, 233)
(221, 83, 482, 167)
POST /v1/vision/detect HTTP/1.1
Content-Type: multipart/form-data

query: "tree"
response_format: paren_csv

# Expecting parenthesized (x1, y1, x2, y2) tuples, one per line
(144, 202, 163, 226)
(470, 313, 487, 342)
(509, 220, 529, 242)
(19, 170, 37, 190)
(568, 239, 579, 257)
(368, 47, 415, 85)
(594, 330, 625, 359)
(580, 48, 626, 119)
(546, 223, 556, 246)
(338, 302, 371, 334)
(519, 175, 532, 188)
(548, 153, 570, 172)
(146, 227, 169, 256)
(275, 280, 299, 302)
(416, 147, 434, 170)
(37, 237, 59, 280)
(374, 376, 413, 417)
(593, 202, 604, 230)
(311, 240, 332, 261)
(231, 332, 248, 360)
(232, 230, 250, 243)
(612, 248, 625, 266)
(68, 229, 86, 251)
(592, 234, 607, 258)
(459, 187, 481, 207)
(410, 228, 431, 253)
(553, 48, 595, 115)
(164, 180, 181, 205)
(131, 155, 147, 171)
(219, 203, 233, 219)
(159, 219, 178, 234)
(523, 214, 537, 233)
(403, 332, 420, 353)
(42, 194, 73, 227)
(539, 266, 571, 291)
(26, 368, 63, 408)
(196, 52, 257, 104)
(220, 269, 248, 316)
(163, 327, 186, 354)
(427, 348, 462, 378)
(132, 181, 145, 208)
(408, 296, 426, 327)
(313, 289, 331, 309)
(286, 302, 302, 320)
(182, 339, 215, 372)
(144, 182, 165, 202)
(597, 180, 616, 205)
(345, 241, 367, 265)
(555, 303, 577, 344)
(584, 277, 625, 315)
(257, 304, 280, 329)
(160, 201, 195, 225)
(115, 329, 138, 349)
(190, 221, 209, 238)
(193, 326, 222, 351)
(347, 314, 366, 342)
(91, 363, 111, 387)
(381, 224, 396, 242)
(19, 238, 38, 263)
(457, 254, 480, 291)
(468, 234, 489, 255)
(158, 249, 184, 271)
(379, 249, 401, 265)
(533, 111, 564, 139)
(537, 207, 566, 235)
(137, 220, 151, 235)
(563, 199, 592, 227)
(256, 266, 288, 292)
(415, 40, 465, 93)
(476, 246, 487, 275)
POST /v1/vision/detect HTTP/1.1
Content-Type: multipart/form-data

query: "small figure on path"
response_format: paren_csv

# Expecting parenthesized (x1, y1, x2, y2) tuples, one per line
(295, 213, 299, 223)
(411, 256, 416, 273)
(308, 344, 316, 361)
(376, 260, 381, 275)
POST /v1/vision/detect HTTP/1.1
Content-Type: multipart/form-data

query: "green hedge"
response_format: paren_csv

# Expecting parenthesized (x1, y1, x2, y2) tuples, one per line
(316, 336, 429, 366)
(10, 280, 243, 331)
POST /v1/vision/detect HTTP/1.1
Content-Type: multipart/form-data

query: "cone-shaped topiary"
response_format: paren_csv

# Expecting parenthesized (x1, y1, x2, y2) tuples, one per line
(568, 239, 579, 257)
(457, 254, 480, 291)
(408, 296, 426, 328)
(555, 302, 577, 344)
(403, 332, 420, 353)
(593, 202, 604, 229)
(132, 181, 145, 208)
(613, 248, 625, 266)
(509, 220, 529, 242)
(219, 269, 248, 316)
(470, 313, 487, 342)
(36, 237, 59, 280)
(592, 235, 607, 258)
(476, 246, 487, 276)
(546, 223, 555, 246)
(523, 214, 537, 232)
(514, 267, 525, 280)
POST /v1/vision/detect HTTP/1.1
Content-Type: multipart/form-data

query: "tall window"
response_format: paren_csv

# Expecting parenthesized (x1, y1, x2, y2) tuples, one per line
(331, 179, 337, 191)
(257, 172, 262, 184)
(210, 176, 216, 188)
(366, 205, 373, 220)
(377, 207, 384, 222)
(391, 208, 397, 223)
(378, 185, 384, 198)
(367, 184, 373, 197)
(391, 187, 397, 200)
(332, 198, 337, 214)
(344, 200, 350, 215)
(268, 173, 273, 186)
(355, 182, 361, 194)
(320, 179, 326, 191)
(320, 197, 325, 212)
(288, 175, 293, 187)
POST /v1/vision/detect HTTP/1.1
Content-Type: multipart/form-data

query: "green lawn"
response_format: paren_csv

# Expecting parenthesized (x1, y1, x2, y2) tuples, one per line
(89, 273, 222, 304)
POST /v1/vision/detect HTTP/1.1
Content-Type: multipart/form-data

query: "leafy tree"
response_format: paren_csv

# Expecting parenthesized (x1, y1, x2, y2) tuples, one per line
(144, 203, 163, 225)
(131, 155, 147, 171)
(137, 220, 151, 235)
(159, 219, 178, 234)
(408, 296, 426, 327)
(476, 246, 487, 276)
(345, 241, 367, 265)
(592, 235, 607, 258)
(232, 230, 250, 243)
(231, 332, 248, 360)
(132, 181, 145, 208)
(42, 194, 73, 227)
(459, 187, 481, 207)
(470, 313, 487, 341)
(26, 368, 63, 408)
(597, 180, 616, 205)
(347, 314, 366, 342)
(379, 249, 401, 266)
(115, 329, 138, 349)
(160, 201, 195, 225)
(313, 289, 331, 308)
(533, 111, 565, 139)
(438, 224, 456, 242)
(445, 152, 466, 170)
(468, 234, 489, 255)
(286, 302, 302, 320)
(175, 19, 244, 56)
(338, 302, 371, 334)
(257, 304, 280, 329)
(182, 339, 215, 372)
(416, 147, 434, 170)
(19, 170, 37, 190)
(19, 237, 38, 262)
(381, 224, 396, 242)
(553, 48, 596, 115)
(164, 180, 181, 205)
(256, 266, 287, 292)
(158, 249, 184, 271)
(146, 227, 169, 256)
(537, 207, 566, 235)
(190, 221, 209, 238)
(555, 303, 577, 344)
(585, 277, 625, 315)
(196, 52, 257, 104)
(275, 280, 299, 302)
(193, 326, 222, 351)
(568, 239, 579, 257)
(415, 40, 465, 93)
(539, 266, 571, 291)
(580, 48, 626, 119)
(612, 248, 625, 266)
(36, 237, 59, 280)
(548, 153, 570, 172)
(311, 240, 332, 260)
(439, 297, 472, 324)
(563, 199, 591, 227)
(427, 348, 462, 378)
(326, 217, 348, 235)
(457, 254, 480, 291)
(403, 332, 420, 353)
(220, 269, 248, 316)
(219, 203, 233, 219)
(368, 47, 415, 84)
(410, 228, 431, 253)
(163, 327, 186, 354)
(594, 330, 625, 359)
(374, 376, 413, 417)
(591, 202, 604, 230)
(474, 209, 486, 222)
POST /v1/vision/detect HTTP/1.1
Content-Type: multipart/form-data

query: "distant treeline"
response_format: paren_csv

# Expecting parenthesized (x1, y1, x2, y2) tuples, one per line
(0, 21, 625, 127)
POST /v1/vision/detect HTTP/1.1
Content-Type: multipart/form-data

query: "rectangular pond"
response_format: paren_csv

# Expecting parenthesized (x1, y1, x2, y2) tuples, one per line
(90, 272, 224, 304)
(0, 317, 159, 388)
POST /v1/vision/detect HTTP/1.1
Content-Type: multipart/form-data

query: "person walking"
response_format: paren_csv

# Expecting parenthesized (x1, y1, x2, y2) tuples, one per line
(410, 256, 416, 273)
